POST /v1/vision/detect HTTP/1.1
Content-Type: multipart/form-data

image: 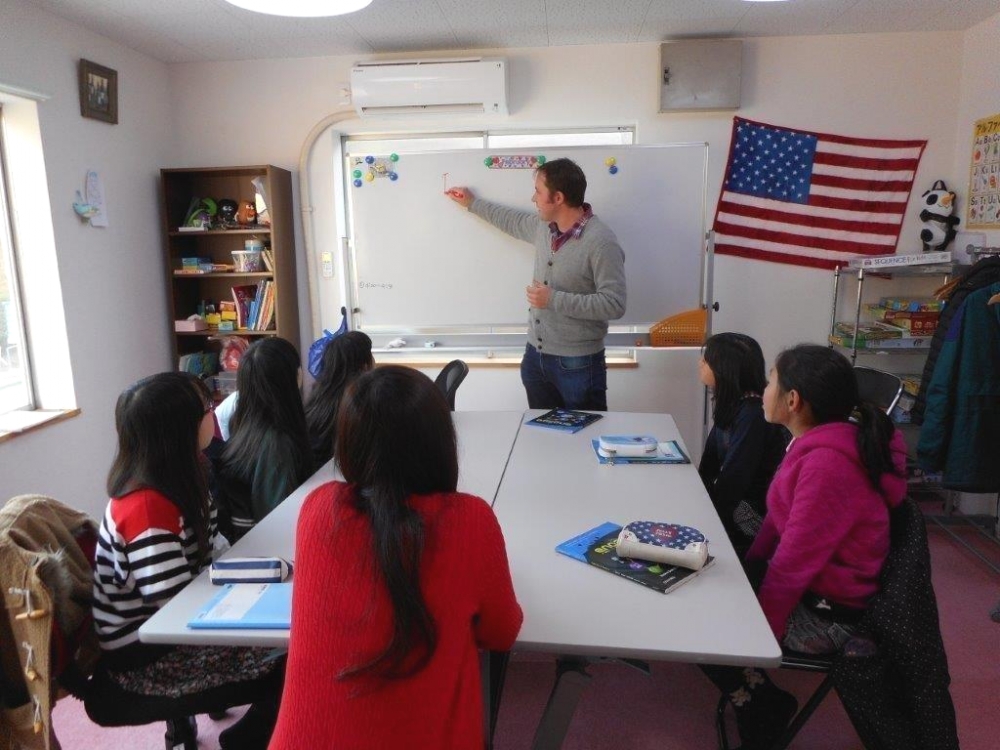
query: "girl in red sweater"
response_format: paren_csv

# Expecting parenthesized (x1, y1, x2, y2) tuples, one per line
(269, 366, 523, 750)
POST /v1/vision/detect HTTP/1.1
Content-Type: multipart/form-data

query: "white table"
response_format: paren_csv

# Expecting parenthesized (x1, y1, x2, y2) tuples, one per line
(494, 411, 781, 748)
(138, 410, 780, 749)
(138, 410, 525, 647)
(498, 411, 779, 665)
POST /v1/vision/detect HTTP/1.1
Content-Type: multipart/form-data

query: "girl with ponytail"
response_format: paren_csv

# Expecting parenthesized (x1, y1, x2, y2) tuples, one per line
(751, 344, 908, 652)
(703, 345, 907, 750)
(269, 366, 522, 750)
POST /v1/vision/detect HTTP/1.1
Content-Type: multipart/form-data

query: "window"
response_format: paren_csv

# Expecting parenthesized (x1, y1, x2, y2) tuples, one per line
(0, 108, 34, 417)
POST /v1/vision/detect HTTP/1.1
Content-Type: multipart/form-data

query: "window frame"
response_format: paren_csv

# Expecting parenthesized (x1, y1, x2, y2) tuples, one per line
(0, 105, 36, 416)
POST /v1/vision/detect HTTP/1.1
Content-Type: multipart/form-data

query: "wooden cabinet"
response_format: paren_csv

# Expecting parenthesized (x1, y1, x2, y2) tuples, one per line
(161, 165, 299, 370)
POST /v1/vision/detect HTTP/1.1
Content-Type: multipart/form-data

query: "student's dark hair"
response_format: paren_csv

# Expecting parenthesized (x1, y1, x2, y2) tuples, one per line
(304, 331, 374, 465)
(335, 365, 458, 680)
(774, 344, 899, 488)
(106, 372, 212, 566)
(224, 337, 311, 481)
(536, 158, 587, 208)
(703, 332, 767, 428)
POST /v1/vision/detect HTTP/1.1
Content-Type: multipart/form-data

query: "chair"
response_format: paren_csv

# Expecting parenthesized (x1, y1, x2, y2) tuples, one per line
(715, 498, 959, 750)
(434, 359, 469, 411)
(0, 494, 203, 750)
(853, 365, 903, 415)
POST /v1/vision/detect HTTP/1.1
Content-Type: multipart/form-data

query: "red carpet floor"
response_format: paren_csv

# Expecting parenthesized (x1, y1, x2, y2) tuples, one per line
(51, 519, 1000, 749)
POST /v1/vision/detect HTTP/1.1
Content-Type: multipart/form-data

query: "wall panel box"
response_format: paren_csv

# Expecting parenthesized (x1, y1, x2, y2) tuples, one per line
(660, 40, 742, 112)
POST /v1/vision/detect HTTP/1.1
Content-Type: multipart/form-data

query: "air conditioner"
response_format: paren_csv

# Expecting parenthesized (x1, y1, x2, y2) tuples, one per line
(350, 58, 508, 117)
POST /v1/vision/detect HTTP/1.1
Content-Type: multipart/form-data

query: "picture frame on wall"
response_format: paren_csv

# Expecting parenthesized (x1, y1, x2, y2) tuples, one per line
(78, 59, 118, 124)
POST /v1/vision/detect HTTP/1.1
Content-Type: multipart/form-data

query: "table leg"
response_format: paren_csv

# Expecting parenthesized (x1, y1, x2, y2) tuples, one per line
(482, 650, 511, 750)
(531, 656, 592, 750)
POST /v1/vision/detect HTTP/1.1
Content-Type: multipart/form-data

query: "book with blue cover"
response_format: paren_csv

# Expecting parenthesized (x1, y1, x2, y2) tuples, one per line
(525, 408, 603, 434)
(556, 523, 713, 593)
(591, 438, 690, 464)
(188, 582, 292, 630)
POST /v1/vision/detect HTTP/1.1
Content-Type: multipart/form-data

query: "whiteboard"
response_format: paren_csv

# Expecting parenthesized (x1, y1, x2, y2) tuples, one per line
(346, 144, 708, 329)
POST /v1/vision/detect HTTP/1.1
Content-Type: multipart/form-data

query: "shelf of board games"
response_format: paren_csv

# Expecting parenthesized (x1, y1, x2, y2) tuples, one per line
(161, 165, 300, 367)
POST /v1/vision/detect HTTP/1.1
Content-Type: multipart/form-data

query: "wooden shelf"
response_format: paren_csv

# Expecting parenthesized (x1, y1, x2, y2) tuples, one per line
(173, 272, 273, 279)
(169, 228, 271, 237)
(175, 329, 278, 337)
(162, 165, 299, 368)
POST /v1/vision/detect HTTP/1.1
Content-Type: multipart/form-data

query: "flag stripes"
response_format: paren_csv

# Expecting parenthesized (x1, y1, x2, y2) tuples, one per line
(712, 117, 926, 269)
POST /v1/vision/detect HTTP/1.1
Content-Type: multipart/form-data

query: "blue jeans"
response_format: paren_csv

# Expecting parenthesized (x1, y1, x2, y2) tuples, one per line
(520, 344, 608, 411)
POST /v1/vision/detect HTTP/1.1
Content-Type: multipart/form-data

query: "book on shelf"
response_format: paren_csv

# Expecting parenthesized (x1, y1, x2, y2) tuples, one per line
(555, 523, 714, 594)
(591, 438, 690, 465)
(261, 248, 275, 273)
(847, 251, 952, 269)
(525, 408, 603, 434)
(231, 284, 258, 330)
(187, 582, 292, 630)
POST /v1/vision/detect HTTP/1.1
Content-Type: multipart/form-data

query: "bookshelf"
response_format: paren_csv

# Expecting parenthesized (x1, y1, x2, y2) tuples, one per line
(161, 165, 299, 373)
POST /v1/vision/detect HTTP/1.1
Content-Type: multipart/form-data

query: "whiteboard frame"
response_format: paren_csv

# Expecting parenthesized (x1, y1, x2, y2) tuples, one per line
(340, 138, 712, 348)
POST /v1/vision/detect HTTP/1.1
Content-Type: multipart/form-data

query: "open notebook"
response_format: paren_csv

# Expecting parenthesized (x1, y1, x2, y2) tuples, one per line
(188, 582, 292, 630)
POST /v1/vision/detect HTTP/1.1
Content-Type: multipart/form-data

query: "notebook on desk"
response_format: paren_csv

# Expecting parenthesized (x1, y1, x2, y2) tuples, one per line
(187, 582, 292, 630)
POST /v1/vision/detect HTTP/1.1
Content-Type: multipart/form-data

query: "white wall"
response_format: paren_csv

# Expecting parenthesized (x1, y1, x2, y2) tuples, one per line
(0, 0, 173, 519)
(168, 31, 965, 445)
(3, 10, 997, 515)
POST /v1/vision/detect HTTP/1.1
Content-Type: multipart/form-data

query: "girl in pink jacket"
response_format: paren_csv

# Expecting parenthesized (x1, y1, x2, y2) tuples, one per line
(707, 344, 906, 750)
(750, 344, 908, 650)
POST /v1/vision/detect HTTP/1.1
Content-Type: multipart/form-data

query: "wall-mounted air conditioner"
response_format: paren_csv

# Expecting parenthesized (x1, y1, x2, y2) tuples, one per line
(350, 58, 508, 117)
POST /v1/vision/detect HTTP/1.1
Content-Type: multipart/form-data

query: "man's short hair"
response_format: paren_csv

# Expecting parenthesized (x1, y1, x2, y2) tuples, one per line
(536, 158, 587, 208)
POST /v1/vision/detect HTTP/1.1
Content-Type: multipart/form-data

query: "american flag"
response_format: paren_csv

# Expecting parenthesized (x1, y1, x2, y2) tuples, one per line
(624, 522, 704, 550)
(712, 117, 926, 270)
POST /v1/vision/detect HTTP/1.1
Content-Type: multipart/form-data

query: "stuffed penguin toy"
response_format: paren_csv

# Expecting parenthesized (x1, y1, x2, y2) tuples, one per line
(919, 180, 960, 252)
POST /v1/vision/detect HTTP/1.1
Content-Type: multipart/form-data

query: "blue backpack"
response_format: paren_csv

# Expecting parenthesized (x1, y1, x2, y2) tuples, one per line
(307, 307, 348, 378)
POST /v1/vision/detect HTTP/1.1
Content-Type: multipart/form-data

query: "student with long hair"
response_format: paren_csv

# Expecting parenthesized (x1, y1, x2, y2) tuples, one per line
(698, 332, 789, 556)
(269, 366, 523, 749)
(216, 337, 312, 541)
(303, 330, 374, 467)
(88, 372, 282, 749)
(704, 345, 907, 749)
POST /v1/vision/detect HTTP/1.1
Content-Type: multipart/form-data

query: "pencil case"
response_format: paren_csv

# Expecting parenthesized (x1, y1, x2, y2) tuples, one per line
(616, 522, 709, 570)
(598, 435, 658, 457)
(210, 557, 293, 585)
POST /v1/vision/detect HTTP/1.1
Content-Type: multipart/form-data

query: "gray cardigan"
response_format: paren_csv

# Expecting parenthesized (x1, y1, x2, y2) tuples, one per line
(470, 198, 626, 357)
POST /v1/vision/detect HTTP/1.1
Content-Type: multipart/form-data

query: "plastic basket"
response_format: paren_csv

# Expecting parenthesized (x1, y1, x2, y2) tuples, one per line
(649, 308, 707, 347)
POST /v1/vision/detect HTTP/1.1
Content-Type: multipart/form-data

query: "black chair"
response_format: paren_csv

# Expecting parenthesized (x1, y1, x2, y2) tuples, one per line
(434, 359, 469, 411)
(716, 498, 959, 750)
(853, 365, 903, 415)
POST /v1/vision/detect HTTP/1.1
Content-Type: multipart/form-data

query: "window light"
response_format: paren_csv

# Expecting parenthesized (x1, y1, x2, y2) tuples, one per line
(223, 0, 373, 17)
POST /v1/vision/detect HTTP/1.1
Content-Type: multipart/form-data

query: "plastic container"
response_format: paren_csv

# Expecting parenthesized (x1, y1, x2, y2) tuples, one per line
(216, 370, 238, 396)
(649, 308, 707, 347)
(231, 250, 263, 273)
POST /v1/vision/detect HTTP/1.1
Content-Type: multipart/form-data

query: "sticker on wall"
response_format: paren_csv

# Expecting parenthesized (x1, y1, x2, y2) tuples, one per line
(351, 154, 399, 187)
(484, 155, 547, 169)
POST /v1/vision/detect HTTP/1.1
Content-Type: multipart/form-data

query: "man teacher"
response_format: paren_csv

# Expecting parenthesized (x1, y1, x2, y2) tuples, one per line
(446, 158, 626, 411)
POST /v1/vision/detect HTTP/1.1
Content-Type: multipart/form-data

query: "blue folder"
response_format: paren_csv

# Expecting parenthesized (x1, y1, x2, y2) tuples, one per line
(187, 582, 292, 630)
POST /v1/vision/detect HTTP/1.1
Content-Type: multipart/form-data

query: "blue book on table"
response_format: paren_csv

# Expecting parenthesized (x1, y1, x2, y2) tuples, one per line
(555, 522, 622, 562)
(525, 408, 603, 434)
(188, 582, 292, 630)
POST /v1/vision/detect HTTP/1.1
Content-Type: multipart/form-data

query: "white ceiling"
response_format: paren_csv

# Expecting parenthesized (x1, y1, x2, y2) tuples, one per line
(29, 0, 1000, 64)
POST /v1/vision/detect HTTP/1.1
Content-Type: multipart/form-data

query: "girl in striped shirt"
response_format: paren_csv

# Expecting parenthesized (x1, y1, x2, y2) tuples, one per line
(88, 372, 283, 750)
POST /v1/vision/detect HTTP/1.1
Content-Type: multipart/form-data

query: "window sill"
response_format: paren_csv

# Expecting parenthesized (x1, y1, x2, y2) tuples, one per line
(0, 408, 81, 444)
